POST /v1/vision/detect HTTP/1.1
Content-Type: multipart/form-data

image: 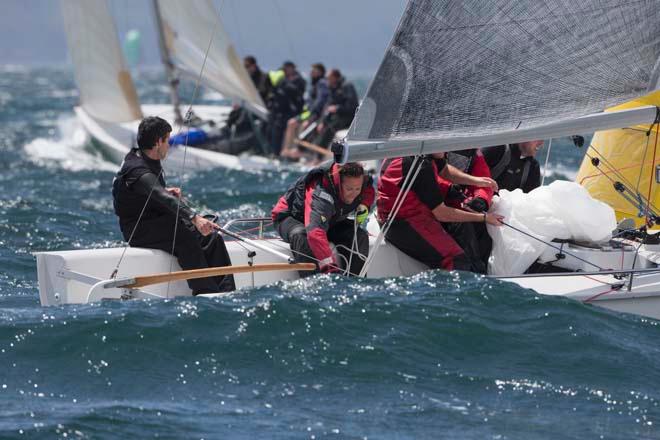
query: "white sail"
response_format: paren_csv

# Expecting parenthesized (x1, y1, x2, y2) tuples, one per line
(60, 0, 142, 123)
(342, 0, 660, 162)
(156, 0, 268, 118)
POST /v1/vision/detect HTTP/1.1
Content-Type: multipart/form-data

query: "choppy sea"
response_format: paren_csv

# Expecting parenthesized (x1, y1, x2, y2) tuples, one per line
(1, 66, 659, 439)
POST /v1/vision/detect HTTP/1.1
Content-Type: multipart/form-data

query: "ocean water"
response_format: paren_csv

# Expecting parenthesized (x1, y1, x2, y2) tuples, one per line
(1, 66, 659, 439)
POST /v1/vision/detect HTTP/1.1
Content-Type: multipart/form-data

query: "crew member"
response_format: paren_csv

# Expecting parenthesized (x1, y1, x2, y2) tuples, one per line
(272, 162, 374, 276)
(281, 63, 330, 159)
(112, 116, 235, 295)
(267, 61, 307, 155)
(243, 55, 272, 103)
(312, 69, 359, 148)
(482, 141, 543, 193)
(445, 149, 496, 264)
(378, 154, 503, 273)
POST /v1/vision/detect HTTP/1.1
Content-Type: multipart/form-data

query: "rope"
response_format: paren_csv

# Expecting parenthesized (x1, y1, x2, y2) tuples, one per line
(230, 218, 365, 276)
(501, 221, 603, 271)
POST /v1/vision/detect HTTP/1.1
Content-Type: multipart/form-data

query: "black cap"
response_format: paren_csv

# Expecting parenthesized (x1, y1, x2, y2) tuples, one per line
(282, 60, 296, 69)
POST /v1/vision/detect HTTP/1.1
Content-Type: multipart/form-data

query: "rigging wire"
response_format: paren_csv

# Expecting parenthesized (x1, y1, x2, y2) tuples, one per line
(500, 221, 603, 271)
(272, 0, 298, 61)
(541, 138, 552, 186)
(165, 15, 220, 298)
(110, 8, 218, 288)
(359, 154, 425, 277)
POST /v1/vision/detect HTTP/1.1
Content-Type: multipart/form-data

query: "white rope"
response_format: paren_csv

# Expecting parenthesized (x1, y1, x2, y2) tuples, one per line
(358, 154, 425, 277)
(541, 138, 552, 186)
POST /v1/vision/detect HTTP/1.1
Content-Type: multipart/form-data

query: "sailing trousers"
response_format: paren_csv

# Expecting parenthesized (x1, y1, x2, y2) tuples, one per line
(384, 213, 486, 273)
(275, 216, 369, 277)
(123, 216, 236, 294)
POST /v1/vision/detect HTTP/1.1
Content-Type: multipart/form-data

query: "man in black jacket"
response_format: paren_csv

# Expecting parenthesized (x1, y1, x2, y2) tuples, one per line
(243, 55, 271, 103)
(112, 116, 235, 294)
(267, 61, 307, 155)
(482, 141, 543, 193)
(313, 69, 359, 148)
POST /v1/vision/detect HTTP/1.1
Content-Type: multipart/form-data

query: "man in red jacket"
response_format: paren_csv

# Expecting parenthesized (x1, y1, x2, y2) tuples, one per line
(272, 162, 374, 276)
(445, 149, 494, 212)
(378, 153, 503, 273)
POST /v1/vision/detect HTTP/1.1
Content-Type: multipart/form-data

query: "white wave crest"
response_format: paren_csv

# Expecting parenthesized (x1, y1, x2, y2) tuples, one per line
(23, 117, 117, 172)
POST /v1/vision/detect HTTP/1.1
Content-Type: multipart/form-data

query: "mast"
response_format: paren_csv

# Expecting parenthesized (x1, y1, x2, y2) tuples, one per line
(151, 0, 183, 125)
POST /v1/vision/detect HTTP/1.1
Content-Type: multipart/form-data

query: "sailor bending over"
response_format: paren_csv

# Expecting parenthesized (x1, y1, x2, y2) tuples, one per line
(378, 154, 503, 273)
(482, 141, 543, 193)
(446, 149, 496, 263)
(272, 162, 374, 276)
(112, 116, 235, 295)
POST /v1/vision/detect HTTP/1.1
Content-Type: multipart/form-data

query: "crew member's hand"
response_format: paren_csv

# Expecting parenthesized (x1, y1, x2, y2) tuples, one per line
(485, 213, 505, 226)
(473, 177, 498, 192)
(320, 263, 341, 274)
(316, 123, 325, 133)
(326, 105, 338, 114)
(466, 197, 488, 213)
(166, 187, 182, 198)
(446, 184, 466, 203)
(192, 215, 221, 236)
(356, 204, 369, 225)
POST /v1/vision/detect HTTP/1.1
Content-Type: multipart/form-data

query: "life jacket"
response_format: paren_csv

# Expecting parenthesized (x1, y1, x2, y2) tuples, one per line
(484, 144, 540, 193)
(377, 156, 445, 222)
(112, 148, 166, 228)
(271, 162, 373, 224)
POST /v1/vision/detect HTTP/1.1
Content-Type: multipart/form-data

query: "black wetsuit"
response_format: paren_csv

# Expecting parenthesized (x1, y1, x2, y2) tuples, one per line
(112, 148, 235, 294)
(313, 77, 358, 148)
(268, 73, 306, 155)
(482, 144, 541, 193)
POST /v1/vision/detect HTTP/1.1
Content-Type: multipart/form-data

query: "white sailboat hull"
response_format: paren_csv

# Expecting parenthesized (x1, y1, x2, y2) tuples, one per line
(76, 104, 312, 173)
(34, 231, 660, 321)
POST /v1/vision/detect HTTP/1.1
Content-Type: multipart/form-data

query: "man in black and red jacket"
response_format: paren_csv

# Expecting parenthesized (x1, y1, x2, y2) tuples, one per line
(378, 153, 503, 273)
(272, 162, 374, 276)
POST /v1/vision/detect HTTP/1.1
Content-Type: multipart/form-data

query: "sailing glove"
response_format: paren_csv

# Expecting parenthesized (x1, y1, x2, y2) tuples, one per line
(446, 184, 467, 203)
(466, 197, 488, 213)
(356, 204, 369, 225)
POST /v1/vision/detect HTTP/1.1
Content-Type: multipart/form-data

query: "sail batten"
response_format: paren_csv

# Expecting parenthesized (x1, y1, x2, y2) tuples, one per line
(346, 0, 660, 160)
(60, 0, 143, 123)
(156, 0, 267, 118)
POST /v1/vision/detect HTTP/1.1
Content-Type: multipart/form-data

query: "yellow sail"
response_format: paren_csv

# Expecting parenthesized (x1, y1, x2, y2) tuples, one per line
(576, 90, 660, 229)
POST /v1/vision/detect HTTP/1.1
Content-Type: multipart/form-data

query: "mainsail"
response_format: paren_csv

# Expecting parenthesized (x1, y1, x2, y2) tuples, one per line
(155, 0, 268, 118)
(341, 0, 660, 162)
(60, 0, 143, 123)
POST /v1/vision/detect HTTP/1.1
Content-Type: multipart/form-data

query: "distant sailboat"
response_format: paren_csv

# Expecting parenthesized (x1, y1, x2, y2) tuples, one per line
(38, 0, 660, 321)
(60, 0, 293, 172)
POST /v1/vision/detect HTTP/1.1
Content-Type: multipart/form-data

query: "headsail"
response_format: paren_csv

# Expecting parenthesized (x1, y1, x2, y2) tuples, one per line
(577, 92, 660, 228)
(60, 0, 143, 123)
(342, 0, 660, 162)
(155, 0, 268, 118)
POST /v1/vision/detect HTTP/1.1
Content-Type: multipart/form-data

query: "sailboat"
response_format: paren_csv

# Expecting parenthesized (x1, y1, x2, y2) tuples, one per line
(61, 0, 311, 173)
(37, 0, 660, 321)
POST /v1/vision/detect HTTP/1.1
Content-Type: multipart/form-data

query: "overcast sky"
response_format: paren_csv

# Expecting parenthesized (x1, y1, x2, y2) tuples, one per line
(1, 0, 407, 74)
